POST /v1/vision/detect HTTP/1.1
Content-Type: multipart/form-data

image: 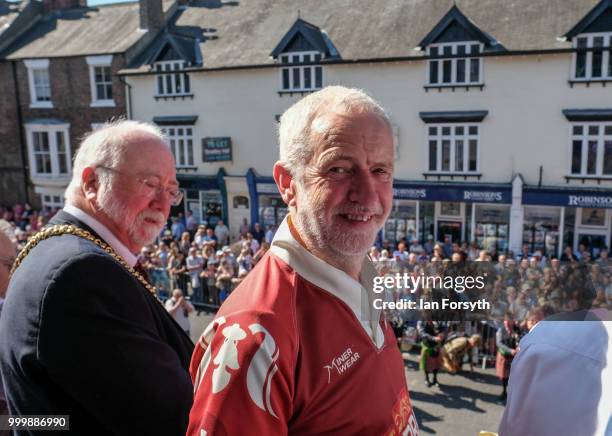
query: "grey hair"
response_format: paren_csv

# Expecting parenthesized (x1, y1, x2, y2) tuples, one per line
(277, 85, 391, 179)
(64, 119, 166, 204)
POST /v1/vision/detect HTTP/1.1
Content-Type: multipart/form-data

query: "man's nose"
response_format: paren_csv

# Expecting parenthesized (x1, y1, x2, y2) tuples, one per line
(348, 171, 378, 206)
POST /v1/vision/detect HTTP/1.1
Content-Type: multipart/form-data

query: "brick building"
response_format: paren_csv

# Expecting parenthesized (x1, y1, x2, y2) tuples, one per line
(0, 0, 176, 208)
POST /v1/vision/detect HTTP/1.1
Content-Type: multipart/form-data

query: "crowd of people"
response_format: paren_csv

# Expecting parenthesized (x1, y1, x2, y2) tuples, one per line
(0, 203, 279, 312)
(2, 203, 610, 321)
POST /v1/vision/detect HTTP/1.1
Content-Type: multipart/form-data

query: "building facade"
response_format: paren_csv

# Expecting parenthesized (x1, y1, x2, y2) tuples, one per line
(0, 0, 176, 208)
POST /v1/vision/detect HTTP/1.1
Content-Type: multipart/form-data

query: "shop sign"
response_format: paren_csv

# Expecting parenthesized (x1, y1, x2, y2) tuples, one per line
(463, 191, 503, 202)
(202, 137, 232, 162)
(524, 190, 612, 209)
(394, 188, 427, 199)
(568, 195, 612, 208)
(393, 185, 511, 203)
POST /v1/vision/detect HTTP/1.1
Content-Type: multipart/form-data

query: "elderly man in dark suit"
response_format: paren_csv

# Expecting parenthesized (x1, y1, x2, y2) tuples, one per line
(0, 120, 194, 435)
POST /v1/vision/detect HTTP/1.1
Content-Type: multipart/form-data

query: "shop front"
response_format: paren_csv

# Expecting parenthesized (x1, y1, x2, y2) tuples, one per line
(390, 181, 512, 249)
(523, 186, 612, 258)
(175, 170, 227, 227)
(246, 170, 287, 229)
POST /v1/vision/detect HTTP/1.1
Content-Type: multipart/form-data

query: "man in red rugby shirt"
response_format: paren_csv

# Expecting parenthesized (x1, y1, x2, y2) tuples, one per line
(188, 86, 419, 435)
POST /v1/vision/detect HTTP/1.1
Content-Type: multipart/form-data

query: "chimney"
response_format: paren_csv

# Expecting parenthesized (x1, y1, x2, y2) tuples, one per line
(139, 0, 164, 31)
(42, 0, 87, 12)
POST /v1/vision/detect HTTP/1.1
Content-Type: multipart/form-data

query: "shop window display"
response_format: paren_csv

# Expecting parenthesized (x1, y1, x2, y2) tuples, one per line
(259, 196, 288, 228)
(522, 207, 560, 257)
(474, 205, 510, 253)
(385, 201, 417, 244)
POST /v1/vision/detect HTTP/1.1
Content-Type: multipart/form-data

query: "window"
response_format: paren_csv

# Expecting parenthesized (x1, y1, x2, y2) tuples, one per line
(278, 51, 324, 92)
(25, 123, 71, 178)
(572, 33, 612, 80)
(427, 124, 479, 173)
(569, 122, 612, 176)
(155, 61, 191, 96)
(41, 193, 64, 209)
(24, 59, 52, 108)
(86, 55, 114, 107)
(161, 126, 194, 167)
(427, 42, 483, 86)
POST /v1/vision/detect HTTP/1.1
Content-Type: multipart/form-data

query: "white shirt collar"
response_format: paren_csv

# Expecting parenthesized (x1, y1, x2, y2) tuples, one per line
(270, 216, 384, 348)
(63, 204, 138, 267)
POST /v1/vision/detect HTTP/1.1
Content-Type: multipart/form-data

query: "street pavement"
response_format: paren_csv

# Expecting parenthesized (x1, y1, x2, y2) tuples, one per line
(188, 311, 504, 435)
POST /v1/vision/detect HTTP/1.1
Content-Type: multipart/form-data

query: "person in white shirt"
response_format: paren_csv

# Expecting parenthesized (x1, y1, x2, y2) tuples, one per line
(499, 311, 611, 436)
(165, 289, 195, 335)
(214, 220, 230, 246)
(186, 247, 204, 295)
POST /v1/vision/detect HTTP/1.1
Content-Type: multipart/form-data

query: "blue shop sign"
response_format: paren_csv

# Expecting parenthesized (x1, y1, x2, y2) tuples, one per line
(393, 183, 511, 203)
(523, 188, 612, 209)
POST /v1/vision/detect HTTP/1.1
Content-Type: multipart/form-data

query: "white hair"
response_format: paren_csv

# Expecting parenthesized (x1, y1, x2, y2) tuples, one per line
(64, 119, 166, 204)
(277, 85, 391, 179)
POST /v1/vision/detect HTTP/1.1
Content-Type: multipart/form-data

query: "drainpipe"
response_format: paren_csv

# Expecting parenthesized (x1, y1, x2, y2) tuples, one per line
(11, 60, 30, 203)
(118, 75, 133, 120)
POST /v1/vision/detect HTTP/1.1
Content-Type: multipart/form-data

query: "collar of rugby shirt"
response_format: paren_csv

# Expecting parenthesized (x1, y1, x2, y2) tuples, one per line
(63, 204, 138, 268)
(270, 215, 385, 349)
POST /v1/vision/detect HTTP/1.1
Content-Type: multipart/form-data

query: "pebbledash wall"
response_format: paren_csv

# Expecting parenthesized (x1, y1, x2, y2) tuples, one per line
(126, 51, 612, 256)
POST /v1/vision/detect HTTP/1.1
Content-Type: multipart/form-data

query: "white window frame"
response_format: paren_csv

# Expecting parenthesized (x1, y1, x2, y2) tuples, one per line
(86, 55, 115, 107)
(426, 41, 484, 86)
(571, 32, 612, 81)
(427, 123, 480, 174)
(154, 60, 191, 96)
(25, 123, 71, 179)
(568, 122, 612, 177)
(278, 50, 325, 92)
(24, 59, 52, 108)
(40, 192, 65, 209)
(160, 125, 195, 168)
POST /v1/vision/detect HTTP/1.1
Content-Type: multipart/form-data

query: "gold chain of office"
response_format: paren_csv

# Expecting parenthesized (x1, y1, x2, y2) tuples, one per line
(10, 224, 158, 299)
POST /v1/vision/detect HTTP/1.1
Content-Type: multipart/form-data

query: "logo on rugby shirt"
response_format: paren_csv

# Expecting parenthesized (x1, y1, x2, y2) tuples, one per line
(323, 347, 360, 383)
(193, 317, 281, 419)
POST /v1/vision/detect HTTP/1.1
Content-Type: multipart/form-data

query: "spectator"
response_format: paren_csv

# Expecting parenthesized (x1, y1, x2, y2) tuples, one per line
(186, 247, 204, 296)
(194, 225, 207, 247)
(185, 210, 198, 235)
(264, 224, 276, 244)
(203, 228, 218, 248)
(214, 220, 229, 246)
(171, 216, 185, 240)
(238, 218, 250, 238)
(496, 314, 520, 402)
(164, 289, 194, 335)
(423, 235, 434, 255)
(245, 232, 259, 253)
(251, 222, 265, 243)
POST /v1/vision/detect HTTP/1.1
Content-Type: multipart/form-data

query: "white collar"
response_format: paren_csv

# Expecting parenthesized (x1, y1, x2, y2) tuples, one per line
(63, 205, 138, 267)
(270, 216, 384, 348)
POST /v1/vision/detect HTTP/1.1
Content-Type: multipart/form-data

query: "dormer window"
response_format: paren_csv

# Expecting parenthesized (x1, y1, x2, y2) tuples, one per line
(417, 5, 502, 90)
(278, 51, 324, 92)
(271, 18, 340, 94)
(572, 33, 612, 80)
(154, 60, 191, 96)
(427, 42, 483, 86)
(563, 0, 612, 83)
(147, 30, 201, 99)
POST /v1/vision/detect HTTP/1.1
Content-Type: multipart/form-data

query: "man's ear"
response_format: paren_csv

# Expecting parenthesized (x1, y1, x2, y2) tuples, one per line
(273, 162, 298, 207)
(81, 166, 99, 202)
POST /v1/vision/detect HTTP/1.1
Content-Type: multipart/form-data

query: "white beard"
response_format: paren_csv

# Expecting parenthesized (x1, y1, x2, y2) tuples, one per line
(97, 185, 165, 248)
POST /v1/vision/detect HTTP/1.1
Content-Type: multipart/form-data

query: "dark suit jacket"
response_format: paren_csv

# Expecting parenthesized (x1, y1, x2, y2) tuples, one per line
(0, 211, 195, 435)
